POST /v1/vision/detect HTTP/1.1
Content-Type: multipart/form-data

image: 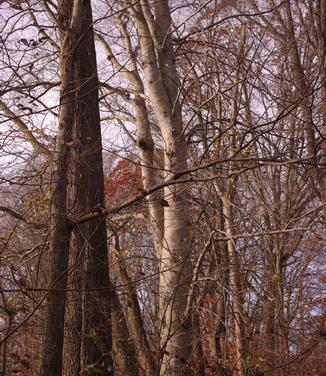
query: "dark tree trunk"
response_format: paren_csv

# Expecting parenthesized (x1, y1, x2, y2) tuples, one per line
(70, 1, 112, 374)
(63, 235, 83, 376)
(40, 1, 112, 375)
(39, 1, 75, 374)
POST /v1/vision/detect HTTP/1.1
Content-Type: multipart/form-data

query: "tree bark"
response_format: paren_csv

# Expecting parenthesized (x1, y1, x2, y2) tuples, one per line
(111, 284, 140, 376)
(283, 2, 326, 221)
(69, 2, 112, 374)
(63, 234, 82, 376)
(131, 2, 193, 374)
(40, 1, 113, 375)
(318, 0, 326, 222)
(112, 235, 156, 375)
(39, 1, 76, 374)
(221, 197, 246, 376)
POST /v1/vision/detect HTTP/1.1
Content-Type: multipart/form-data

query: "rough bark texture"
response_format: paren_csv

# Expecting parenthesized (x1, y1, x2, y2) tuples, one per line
(40, 1, 112, 375)
(318, 0, 326, 222)
(39, 1, 76, 374)
(63, 234, 83, 376)
(69, 2, 112, 374)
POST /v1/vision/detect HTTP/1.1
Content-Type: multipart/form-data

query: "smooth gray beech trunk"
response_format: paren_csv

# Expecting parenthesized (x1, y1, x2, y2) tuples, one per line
(99, 2, 195, 371)
(131, 1, 193, 374)
(97, 21, 163, 374)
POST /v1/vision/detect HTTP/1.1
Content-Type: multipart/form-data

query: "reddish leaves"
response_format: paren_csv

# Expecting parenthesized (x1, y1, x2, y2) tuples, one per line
(104, 158, 142, 205)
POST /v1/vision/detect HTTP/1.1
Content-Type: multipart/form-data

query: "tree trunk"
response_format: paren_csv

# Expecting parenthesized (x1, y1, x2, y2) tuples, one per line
(69, 2, 112, 374)
(39, 1, 76, 374)
(221, 197, 246, 376)
(40, 1, 113, 375)
(284, 2, 325, 216)
(112, 235, 156, 375)
(131, 2, 193, 374)
(62, 235, 82, 376)
(213, 199, 229, 376)
(191, 310, 205, 376)
(318, 0, 326, 222)
(111, 284, 140, 376)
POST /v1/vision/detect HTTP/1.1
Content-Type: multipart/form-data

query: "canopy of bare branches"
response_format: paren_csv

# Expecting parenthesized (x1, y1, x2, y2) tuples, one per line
(0, 1, 325, 375)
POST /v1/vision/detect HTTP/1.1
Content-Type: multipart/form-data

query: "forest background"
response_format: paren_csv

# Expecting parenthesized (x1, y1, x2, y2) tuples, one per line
(0, 0, 325, 375)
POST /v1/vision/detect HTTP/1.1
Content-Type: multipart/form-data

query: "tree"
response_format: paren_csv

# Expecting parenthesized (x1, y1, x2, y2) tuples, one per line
(0, 1, 325, 376)
(39, 1, 112, 375)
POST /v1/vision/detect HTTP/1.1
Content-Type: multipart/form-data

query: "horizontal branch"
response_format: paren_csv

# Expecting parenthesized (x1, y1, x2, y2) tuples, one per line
(0, 206, 47, 229)
(215, 227, 320, 242)
(71, 155, 318, 225)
